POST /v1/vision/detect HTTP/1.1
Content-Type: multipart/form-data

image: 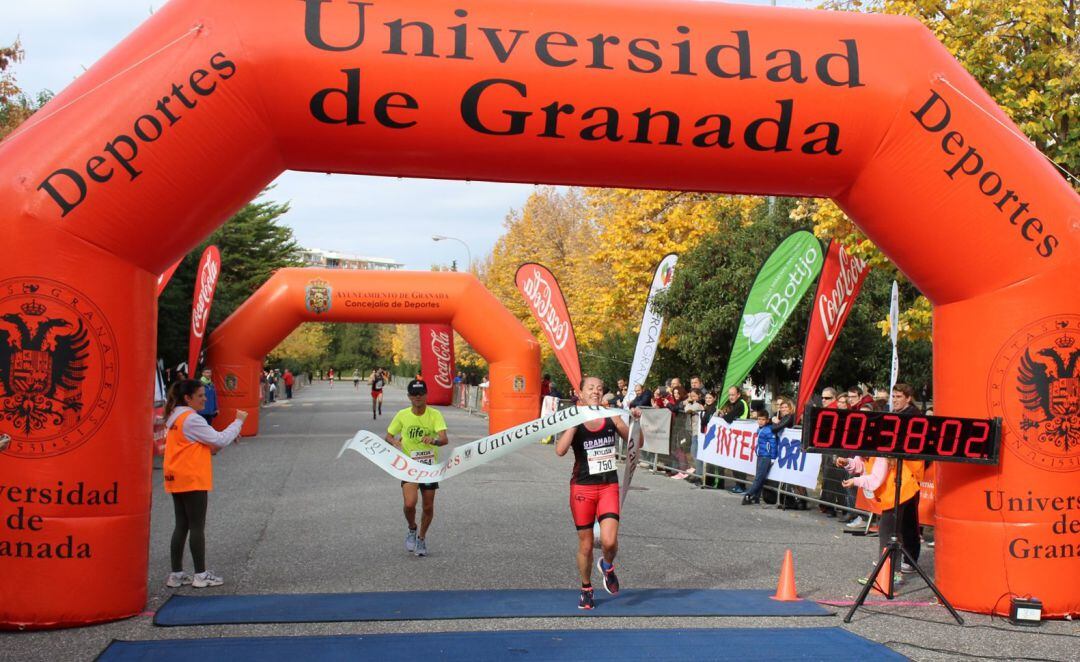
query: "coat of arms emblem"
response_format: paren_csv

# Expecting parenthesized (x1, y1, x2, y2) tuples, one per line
(305, 279, 332, 314)
(989, 316, 1080, 472)
(0, 278, 117, 458)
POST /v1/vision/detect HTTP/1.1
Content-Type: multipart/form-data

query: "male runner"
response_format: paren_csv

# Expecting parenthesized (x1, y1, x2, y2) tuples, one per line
(370, 368, 387, 419)
(556, 376, 640, 609)
(385, 379, 448, 557)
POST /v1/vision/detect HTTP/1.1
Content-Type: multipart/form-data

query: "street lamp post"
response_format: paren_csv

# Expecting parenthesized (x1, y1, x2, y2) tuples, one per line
(432, 235, 472, 272)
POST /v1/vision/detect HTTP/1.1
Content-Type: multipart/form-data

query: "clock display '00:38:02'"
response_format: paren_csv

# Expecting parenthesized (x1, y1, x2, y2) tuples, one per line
(800, 407, 1001, 465)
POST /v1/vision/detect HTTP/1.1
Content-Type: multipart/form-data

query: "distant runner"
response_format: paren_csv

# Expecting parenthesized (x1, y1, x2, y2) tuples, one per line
(353, 369, 361, 390)
(385, 379, 448, 557)
(370, 368, 387, 419)
(556, 376, 640, 609)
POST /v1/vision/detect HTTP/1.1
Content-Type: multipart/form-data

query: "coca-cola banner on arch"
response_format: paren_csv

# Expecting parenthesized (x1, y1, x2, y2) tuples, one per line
(515, 263, 582, 390)
(795, 240, 869, 418)
(188, 245, 221, 371)
(419, 323, 455, 405)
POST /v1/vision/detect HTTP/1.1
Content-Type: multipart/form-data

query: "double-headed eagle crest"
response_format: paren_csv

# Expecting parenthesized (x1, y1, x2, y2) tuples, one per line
(1017, 335, 1079, 453)
(0, 301, 90, 434)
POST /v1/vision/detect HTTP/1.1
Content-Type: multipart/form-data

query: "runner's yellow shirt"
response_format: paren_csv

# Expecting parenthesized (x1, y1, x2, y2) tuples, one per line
(387, 406, 448, 465)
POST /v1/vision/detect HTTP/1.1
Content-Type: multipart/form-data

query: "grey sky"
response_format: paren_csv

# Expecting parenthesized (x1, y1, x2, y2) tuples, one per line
(6, 0, 811, 270)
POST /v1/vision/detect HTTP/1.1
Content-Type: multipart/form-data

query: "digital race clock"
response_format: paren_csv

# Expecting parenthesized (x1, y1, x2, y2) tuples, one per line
(800, 407, 1001, 465)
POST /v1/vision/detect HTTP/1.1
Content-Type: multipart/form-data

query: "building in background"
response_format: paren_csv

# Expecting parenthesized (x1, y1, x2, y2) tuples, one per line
(300, 247, 404, 271)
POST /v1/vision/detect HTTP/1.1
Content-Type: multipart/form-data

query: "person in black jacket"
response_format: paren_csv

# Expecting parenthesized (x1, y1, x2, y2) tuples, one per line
(627, 383, 653, 409)
(722, 387, 752, 493)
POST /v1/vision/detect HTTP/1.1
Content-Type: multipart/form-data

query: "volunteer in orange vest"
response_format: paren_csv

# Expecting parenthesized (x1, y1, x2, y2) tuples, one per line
(163, 379, 247, 589)
(839, 383, 925, 581)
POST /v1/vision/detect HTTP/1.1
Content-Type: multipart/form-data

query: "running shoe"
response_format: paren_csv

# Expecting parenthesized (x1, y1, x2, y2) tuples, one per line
(165, 571, 192, 588)
(578, 587, 595, 610)
(671, 472, 688, 480)
(415, 537, 428, 557)
(192, 571, 224, 588)
(597, 558, 620, 595)
(845, 516, 867, 529)
(900, 562, 916, 574)
(405, 527, 417, 553)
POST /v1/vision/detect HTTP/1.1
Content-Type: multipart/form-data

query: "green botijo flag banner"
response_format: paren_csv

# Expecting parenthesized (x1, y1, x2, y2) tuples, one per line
(722, 230, 824, 394)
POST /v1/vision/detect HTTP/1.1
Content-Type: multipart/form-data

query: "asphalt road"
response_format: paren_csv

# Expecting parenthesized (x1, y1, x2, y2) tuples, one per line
(2, 381, 1076, 661)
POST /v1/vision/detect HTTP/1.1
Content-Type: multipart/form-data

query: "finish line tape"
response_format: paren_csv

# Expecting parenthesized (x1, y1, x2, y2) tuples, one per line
(338, 406, 626, 484)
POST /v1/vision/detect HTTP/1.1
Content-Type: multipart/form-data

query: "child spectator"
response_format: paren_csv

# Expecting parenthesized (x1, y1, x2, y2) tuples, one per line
(742, 409, 778, 505)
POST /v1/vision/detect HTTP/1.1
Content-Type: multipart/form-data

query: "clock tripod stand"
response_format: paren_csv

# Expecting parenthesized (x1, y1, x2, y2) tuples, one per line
(843, 457, 964, 624)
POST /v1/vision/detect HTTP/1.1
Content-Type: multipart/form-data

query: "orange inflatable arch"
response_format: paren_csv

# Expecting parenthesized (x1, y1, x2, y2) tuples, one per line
(205, 268, 539, 436)
(0, 0, 1076, 628)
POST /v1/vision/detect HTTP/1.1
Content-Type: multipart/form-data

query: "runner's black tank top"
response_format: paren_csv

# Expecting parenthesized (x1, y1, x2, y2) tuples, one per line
(571, 418, 619, 485)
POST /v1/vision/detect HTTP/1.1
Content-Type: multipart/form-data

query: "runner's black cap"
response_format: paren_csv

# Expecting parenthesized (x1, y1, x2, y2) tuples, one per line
(407, 379, 428, 396)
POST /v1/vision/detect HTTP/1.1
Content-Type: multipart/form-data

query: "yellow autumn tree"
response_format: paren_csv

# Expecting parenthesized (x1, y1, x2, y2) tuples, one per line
(390, 323, 420, 368)
(268, 323, 331, 370)
(587, 189, 763, 339)
(482, 186, 603, 357)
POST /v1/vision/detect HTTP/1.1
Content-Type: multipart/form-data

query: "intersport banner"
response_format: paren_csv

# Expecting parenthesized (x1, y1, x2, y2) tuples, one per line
(187, 245, 221, 371)
(419, 323, 455, 405)
(696, 417, 822, 490)
(795, 241, 869, 417)
(722, 232, 823, 393)
(339, 406, 624, 483)
(515, 263, 582, 390)
(627, 253, 678, 394)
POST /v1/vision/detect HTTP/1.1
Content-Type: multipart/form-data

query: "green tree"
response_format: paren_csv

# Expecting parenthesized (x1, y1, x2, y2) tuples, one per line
(158, 193, 301, 369)
(655, 197, 934, 398)
(325, 323, 392, 373)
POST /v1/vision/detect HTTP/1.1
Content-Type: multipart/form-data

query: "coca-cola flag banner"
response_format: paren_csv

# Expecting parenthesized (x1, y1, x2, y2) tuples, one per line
(515, 263, 582, 390)
(626, 253, 678, 397)
(722, 232, 823, 393)
(188, 245, 221, 372)
(156, 259, 182, 297)
(419, 323, 455, 406)
(795, 241, 869, 418)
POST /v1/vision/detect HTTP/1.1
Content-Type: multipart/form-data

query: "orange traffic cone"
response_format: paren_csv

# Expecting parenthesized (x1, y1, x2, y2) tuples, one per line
(771, 549, 800, 601)
(871, 555, 893, 597)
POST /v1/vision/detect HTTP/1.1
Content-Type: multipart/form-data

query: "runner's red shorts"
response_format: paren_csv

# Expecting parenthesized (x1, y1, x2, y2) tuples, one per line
(570, 482, 620, 530)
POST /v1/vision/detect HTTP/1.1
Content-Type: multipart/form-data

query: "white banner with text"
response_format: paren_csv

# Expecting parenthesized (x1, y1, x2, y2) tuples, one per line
(339, 406, 626, 484)
(695, 417, 822, 489)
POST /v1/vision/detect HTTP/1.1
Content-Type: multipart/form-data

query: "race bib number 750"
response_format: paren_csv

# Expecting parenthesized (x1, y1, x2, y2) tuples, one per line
(587, 446, 616, 475)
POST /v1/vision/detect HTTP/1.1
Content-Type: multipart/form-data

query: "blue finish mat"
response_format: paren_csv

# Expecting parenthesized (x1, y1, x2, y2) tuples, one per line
(100, 627, 903, 661)
(154, 588, 831, 625)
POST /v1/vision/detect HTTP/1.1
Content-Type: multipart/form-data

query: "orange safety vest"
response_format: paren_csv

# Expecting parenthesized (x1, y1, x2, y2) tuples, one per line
(866, 457, 922, 511)
(163, 410, 214, 493)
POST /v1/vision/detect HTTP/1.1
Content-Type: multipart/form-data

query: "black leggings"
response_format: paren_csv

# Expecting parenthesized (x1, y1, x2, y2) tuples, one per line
(170, 491, 208, 573)
(878, 492, 920, 564)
